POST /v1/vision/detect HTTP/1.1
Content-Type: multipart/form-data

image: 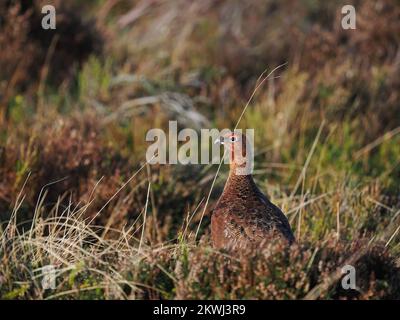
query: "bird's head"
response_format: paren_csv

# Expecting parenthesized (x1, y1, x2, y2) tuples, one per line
(215, 132, 253, 175)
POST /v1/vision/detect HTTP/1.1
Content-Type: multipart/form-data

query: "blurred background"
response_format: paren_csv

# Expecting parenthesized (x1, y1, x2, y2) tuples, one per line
(1, 0, 400, 299)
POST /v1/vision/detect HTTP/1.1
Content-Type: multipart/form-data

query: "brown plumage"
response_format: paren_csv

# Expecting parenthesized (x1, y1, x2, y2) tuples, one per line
(211, 132, 295, 250)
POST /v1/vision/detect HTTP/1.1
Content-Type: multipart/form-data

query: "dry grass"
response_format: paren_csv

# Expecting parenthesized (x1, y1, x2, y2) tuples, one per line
(1, 181, 400, 300)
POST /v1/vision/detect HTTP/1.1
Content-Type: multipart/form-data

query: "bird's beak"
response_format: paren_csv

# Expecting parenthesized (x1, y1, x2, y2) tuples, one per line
(214, 136, 224, 145)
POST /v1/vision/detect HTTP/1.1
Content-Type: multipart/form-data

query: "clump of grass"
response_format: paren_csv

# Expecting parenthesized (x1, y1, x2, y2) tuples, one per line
(0, 0, 102, 98)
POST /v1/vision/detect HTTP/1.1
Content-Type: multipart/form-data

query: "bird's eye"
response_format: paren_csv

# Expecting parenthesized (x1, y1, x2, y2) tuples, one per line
(230, 136, 238, 142)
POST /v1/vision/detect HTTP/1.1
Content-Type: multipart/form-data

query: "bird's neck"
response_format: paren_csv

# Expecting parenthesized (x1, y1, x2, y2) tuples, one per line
(224, 170, 255, 192)
(229, 153, 253, 175)
(224, 145, 255, 192)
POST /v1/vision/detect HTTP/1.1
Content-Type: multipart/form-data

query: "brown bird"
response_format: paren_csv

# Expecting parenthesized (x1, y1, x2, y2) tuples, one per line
(211, 132, 295, 250)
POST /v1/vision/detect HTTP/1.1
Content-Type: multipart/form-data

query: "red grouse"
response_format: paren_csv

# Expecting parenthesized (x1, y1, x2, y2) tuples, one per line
(211, 132, 295, 249)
